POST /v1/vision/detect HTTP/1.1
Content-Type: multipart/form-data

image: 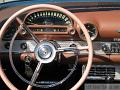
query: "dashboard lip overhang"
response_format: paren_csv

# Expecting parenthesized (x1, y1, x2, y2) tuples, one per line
(0, 2, 120, 63)
(1, 1, 120, 11)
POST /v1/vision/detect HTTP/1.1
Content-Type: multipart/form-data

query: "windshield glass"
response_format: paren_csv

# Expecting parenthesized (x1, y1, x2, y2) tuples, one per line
(0, 0, 17, 3)
(1, 0, 120, 3)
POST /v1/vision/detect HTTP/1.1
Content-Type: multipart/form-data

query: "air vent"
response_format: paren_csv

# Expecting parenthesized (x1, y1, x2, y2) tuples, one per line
(89, 66, 115, 77)
(82, 65, 115, 80)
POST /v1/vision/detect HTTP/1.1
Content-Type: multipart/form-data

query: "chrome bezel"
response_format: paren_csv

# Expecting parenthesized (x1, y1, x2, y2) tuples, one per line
(34, 41, 57, 63)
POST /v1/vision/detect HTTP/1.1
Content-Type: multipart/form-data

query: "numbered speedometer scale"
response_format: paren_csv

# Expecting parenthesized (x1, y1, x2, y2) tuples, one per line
(25, 11, 72, 33)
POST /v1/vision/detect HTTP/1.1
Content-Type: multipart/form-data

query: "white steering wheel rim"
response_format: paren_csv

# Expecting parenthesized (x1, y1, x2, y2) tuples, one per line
(0, 4, 93, 90)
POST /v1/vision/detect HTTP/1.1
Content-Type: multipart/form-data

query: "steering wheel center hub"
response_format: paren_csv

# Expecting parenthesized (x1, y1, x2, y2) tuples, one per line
(35, 41, 57, 63)
(38, 45, 52, 59)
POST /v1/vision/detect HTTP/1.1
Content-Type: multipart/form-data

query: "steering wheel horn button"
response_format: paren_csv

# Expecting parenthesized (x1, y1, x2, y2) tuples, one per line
(38, 45, 52, 59)
(35, 41, 57, 63)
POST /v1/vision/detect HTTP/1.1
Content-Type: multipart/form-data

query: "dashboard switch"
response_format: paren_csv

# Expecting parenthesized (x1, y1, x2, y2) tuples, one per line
(110, 43, 120, 53)
(21, 43, 27, 50)
(102, 44, 109, 52)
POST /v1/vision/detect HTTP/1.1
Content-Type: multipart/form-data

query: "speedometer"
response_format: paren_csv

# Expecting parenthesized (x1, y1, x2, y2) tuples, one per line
(24, 10, 72, 33)
(25, 10, 72, 25)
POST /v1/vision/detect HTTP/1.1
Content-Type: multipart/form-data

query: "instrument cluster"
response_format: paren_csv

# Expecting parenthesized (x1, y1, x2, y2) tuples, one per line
(2, 10, 100, 41)
(24, 10, 72, 33)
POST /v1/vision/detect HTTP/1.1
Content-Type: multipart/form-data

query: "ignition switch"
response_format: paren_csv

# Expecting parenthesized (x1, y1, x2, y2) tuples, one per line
(20, 42, 27, 50)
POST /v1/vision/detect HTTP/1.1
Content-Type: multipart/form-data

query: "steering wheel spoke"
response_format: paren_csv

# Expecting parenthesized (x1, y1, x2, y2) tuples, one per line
(26, 62, 43, 90)
(78, 46, 89, 50)
(57, 46, 89, 53)
(16, 17, 40, 44)
(30, 62, 43, 84)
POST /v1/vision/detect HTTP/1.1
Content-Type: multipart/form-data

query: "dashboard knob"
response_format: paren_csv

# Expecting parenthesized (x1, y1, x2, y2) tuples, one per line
(21, 43, 27, 50)
(102, 44, 109, 52)
(4, 42, 10, 49)
(110, 43, 120, 53)
(68, 28, 76, 35)
(105, 75, 114, 82)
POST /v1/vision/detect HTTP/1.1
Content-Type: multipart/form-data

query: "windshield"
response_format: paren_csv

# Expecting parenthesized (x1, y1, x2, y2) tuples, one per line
(0, 0, 16, 3)
(1, 0, 120, 3)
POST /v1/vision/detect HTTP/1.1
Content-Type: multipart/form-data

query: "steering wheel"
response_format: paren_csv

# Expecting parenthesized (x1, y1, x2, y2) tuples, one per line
(0, 4, 93, 90)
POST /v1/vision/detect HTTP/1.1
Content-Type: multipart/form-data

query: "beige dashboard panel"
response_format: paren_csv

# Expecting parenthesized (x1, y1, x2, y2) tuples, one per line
(75, 10, 120, 38)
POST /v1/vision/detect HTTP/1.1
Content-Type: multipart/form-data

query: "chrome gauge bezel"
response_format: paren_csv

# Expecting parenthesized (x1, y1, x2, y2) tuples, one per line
(23, 9, 73, 33)
(24, 10, 72, 25)
(79, 23, 98, 41)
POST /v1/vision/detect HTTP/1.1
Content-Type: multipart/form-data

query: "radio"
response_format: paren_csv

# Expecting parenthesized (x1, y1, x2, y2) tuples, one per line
(101, 42, 120, 54)
(82, 65, 120, 81)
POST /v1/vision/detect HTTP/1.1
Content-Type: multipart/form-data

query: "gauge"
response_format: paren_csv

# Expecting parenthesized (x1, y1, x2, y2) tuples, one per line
(24, 10, 72, 33)
(80, 23, 98, 40)
(25, 11, 72, 25)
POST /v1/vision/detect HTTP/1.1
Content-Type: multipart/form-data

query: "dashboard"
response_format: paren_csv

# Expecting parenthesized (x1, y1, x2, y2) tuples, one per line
(3, 10, 72, 39)
(1, 9, 120, 61)
(0, 1, 120, 90)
